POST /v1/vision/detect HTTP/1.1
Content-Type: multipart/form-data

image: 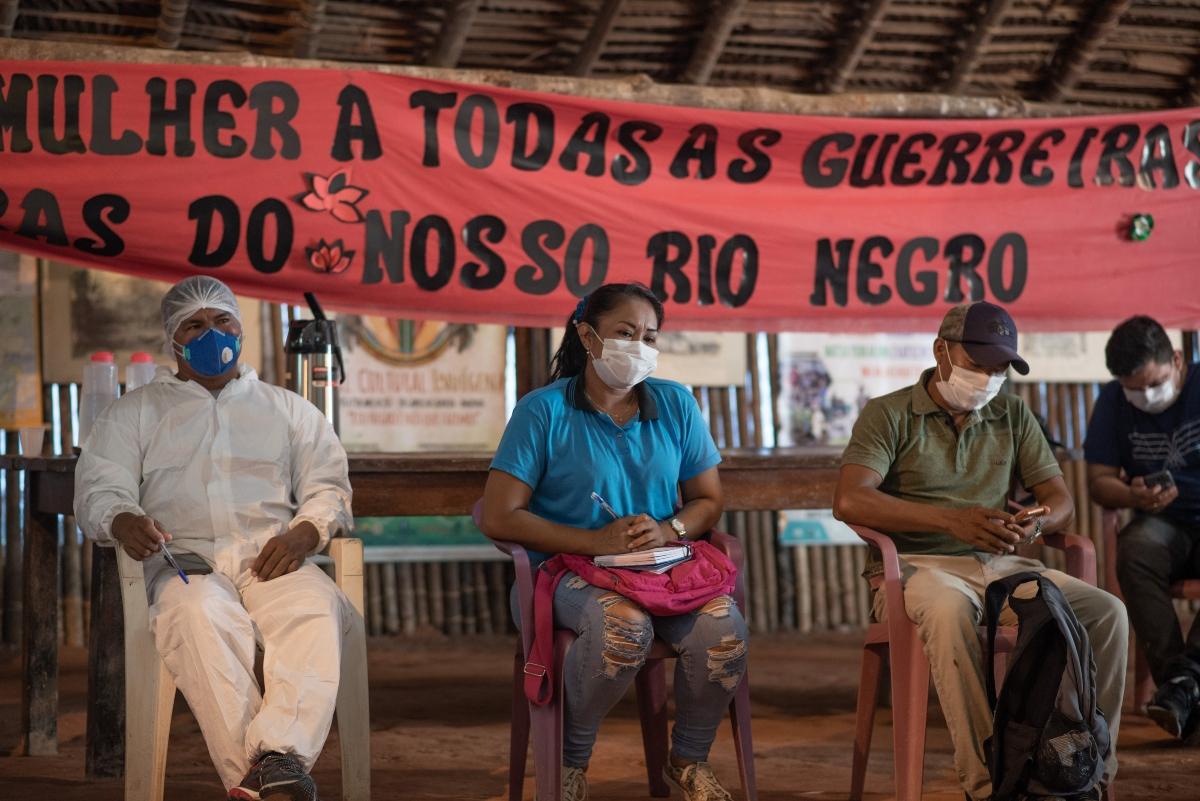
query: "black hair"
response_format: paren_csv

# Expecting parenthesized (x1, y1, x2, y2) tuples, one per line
(1105, 315, 1173, 378)
(548, 283, 664, 383)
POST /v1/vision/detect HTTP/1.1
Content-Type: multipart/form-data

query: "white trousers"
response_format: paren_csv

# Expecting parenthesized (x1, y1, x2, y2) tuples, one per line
(873, 554, 1128, 801)
(149, 562, 350, 789)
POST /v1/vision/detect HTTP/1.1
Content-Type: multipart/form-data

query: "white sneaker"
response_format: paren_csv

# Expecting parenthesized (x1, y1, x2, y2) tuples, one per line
(663, 761, 732, 801)
(562, 765, 587, 801)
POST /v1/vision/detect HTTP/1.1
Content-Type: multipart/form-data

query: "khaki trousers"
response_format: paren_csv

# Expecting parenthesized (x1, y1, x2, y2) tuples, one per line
(873, 553, 1128, 801)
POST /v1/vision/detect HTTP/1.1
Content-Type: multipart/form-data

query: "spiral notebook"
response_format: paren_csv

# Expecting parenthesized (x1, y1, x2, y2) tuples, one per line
(593, 544, 693, 573)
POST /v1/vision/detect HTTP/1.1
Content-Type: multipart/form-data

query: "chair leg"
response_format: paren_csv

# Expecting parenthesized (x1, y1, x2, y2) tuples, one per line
(336, 614, 371, 801)
(529, 702, 562, 801)
(635, 659, 671, 797)
(729, 669, 758, 801)
(890, 631, 930, 801)
(1134, 644, 1154, 712)
(125, 639, 174, 801)
(850, 644, 885, 801)
(510, 650, 530, 801)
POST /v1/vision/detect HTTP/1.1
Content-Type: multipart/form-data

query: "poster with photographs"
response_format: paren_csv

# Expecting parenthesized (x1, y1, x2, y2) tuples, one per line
(1014, 330, 1184, 383)
(777, 333, 931, 447)
(338, 317, 507, 452)
(40, 261, 263, 385)
(0, 251, 43, 429)
(549, 328, 747, 387)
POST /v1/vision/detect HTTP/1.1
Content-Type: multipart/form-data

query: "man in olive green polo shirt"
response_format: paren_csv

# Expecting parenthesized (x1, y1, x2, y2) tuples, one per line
(834, 301, 1128, 801)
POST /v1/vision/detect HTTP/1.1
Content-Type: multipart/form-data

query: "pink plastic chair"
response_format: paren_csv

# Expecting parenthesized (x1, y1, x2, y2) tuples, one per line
(849, 523, 1099, 801)
(472, 501, 757, 801)
(1101, 509, 1200, 710)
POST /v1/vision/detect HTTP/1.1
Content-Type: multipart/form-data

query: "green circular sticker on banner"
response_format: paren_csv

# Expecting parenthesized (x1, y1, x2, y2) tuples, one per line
(1130, 213, 1154, 241)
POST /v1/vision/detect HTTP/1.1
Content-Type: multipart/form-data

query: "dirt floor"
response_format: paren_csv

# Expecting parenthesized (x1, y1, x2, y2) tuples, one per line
(0, 632, 1197, 800)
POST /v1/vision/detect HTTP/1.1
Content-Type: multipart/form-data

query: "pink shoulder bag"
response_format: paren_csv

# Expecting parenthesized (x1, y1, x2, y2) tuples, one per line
(523, 539, 737, 706)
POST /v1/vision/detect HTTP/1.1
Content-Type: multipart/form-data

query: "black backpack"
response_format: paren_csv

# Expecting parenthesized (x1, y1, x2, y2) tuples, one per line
(984, 572, 1111, 801)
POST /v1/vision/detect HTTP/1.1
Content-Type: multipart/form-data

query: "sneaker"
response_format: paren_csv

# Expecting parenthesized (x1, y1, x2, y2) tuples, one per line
(562, 765, 588, 801)
(1146, 675, 1200, 740)
(228, 752, 318, 801)
(663, 761, 732, 801)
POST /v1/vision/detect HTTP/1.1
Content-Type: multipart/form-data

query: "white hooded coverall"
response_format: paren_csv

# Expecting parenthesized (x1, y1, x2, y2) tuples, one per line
(74, 363, 354, 789)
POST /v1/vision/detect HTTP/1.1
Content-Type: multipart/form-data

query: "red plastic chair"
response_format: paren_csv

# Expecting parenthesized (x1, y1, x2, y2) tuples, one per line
(848, 523, 1099, 801)
(1101, 509, 1200, 711)
(472, 500, 757, 801)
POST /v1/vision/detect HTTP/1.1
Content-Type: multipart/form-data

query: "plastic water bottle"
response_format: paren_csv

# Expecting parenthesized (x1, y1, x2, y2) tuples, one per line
(79, 351, 119, 448)
(125, 352, 157, 392)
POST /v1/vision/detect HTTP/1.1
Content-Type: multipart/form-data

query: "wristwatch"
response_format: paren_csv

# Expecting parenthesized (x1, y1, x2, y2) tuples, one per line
(668, 516, 688, 540)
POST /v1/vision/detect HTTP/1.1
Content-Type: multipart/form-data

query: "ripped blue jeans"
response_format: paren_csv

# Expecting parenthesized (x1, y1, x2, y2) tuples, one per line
(513, 571, 749, 768)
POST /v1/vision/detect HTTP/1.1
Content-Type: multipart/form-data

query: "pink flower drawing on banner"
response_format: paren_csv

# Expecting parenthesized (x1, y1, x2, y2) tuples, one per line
(295, 170, 368, 223)
(306, 239, 355, 274)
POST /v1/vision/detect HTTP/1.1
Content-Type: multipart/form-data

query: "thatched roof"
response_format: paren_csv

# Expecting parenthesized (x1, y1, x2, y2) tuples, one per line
(2, 0, 1199, 111)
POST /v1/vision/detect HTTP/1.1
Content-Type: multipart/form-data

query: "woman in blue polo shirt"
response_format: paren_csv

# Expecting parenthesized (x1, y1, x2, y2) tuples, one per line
(480, 282, 747, 801)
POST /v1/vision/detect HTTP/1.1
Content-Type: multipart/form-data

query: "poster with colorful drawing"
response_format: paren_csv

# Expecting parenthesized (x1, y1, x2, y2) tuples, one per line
(777, 333, 931, 447)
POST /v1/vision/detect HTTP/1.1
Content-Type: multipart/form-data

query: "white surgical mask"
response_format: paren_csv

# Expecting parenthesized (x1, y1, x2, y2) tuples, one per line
(936, 347, 1006, 412)
(1123, 378, 1179, 414)
(585, 325, 658, 391)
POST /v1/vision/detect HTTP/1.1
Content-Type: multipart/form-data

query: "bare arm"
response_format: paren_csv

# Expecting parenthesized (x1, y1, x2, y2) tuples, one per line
(1024, 475, 1075, 537)
(629, 465, 724, 550)
(833, 463, 1021, 554)
(479, 469, 655, 556)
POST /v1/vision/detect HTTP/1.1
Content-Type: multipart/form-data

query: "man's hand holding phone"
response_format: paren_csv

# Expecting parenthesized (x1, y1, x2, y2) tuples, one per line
(1010, 505, 1050, 545)
(1131, 472, 1178, 514)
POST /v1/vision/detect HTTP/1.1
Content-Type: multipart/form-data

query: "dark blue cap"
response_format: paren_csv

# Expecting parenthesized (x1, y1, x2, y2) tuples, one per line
(938, 301, 1030, 375)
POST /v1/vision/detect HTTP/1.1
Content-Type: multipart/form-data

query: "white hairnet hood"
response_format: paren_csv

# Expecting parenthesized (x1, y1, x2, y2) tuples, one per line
(161, 276, 242, 352)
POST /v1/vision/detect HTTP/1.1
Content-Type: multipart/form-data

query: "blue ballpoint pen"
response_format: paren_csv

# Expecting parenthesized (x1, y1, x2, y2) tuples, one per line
(590, 491, 619, 521)
(160, 541, 190, 584)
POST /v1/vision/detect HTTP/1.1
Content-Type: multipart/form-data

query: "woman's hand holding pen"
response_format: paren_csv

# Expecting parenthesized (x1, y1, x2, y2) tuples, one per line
(627, 517, 673, 551)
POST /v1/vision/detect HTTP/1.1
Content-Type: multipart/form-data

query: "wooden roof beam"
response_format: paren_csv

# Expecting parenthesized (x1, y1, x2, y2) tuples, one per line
(1041, 0, 1135, 102)
(570, 0, 626, 77)
(155, 0, 189, 50)
(942, 0, 1016, 93)
(431, 0, 483, 69)
(825, 0, 892, 94)
(1, 0, 20, 37)
(294, 0, 327, 59)
(680, 0, 747, 86)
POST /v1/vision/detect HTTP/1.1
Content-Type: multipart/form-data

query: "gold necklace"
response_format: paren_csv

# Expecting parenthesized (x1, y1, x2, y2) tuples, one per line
(585, 388, 638, 424)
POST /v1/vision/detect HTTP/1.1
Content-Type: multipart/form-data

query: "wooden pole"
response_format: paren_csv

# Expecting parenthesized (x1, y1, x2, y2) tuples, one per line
(85, 545, 123, 777)
(1041, 0, 1136, 102)
(680, 0, 746, 86)
(570, 0, 626, 77)
(0, 40, 1110, 119)
(431, 0, 483, 69)
(825, 0, 893, 93)
(942, 0, 1017, 93)
(3, 431, 21, 645)
(0, 0, 19, 37)
(155, 0, 190, 51)
(294, 0, 327, 60)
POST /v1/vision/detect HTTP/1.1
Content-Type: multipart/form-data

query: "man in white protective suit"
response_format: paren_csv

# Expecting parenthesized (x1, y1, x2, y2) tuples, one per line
(74, 275, 353, 801)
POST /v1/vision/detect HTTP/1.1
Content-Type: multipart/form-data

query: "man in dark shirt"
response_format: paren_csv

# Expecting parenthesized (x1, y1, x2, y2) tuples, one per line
(1085, 315, 1200, 741)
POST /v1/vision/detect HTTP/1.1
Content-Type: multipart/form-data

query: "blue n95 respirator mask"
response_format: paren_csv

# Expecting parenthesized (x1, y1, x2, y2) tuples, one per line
(174, 328, 241, 377)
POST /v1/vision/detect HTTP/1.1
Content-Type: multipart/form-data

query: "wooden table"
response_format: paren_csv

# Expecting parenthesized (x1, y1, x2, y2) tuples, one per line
(1, 448, 840, 774)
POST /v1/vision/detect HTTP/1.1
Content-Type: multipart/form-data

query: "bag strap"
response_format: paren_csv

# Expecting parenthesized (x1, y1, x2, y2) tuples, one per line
(983, 571, 1045, 707)
(524, 556, 570, 707)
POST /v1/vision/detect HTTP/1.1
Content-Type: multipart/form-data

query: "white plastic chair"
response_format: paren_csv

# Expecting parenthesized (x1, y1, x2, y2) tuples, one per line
(116, 538, 371, 801)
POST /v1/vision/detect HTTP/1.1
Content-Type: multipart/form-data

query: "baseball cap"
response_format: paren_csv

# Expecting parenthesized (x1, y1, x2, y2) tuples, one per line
(938, 301, 1030, 375)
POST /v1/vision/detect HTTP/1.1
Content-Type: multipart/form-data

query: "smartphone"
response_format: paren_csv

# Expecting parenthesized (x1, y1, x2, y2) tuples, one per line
(1013, 505, 1050, 525)
(1144, 469, 1175, 491)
